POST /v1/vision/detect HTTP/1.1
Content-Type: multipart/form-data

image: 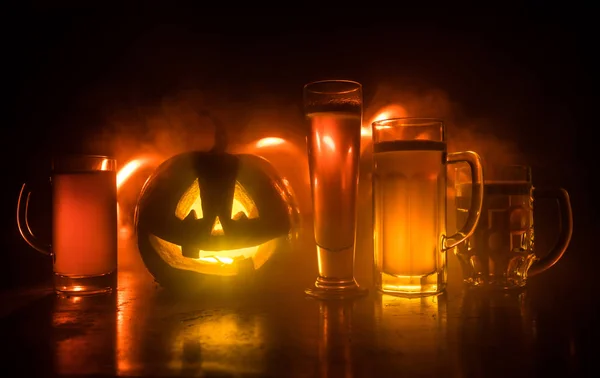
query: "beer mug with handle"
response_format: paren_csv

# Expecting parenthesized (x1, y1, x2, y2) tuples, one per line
(17, 154, 118, 295)
(372, 118, 484, 296)
(454, 164, 573, 289)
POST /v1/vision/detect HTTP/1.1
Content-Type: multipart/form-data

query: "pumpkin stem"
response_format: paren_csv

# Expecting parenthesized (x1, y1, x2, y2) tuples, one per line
(199, 110, 228, 153)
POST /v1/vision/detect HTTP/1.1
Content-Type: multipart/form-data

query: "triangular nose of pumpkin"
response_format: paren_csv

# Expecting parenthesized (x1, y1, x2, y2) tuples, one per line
(211, 216, 224, 236)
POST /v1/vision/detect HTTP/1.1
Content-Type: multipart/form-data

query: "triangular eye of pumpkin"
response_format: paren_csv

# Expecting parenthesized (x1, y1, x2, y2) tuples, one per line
(174, 178, 259, 221)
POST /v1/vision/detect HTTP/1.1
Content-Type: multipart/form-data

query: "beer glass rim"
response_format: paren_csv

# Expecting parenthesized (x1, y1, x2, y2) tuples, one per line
(457, 164, 532, 183)
(487, 164, 532, 182)
(53, 154, 116, 160)
(52, 154, 117, 172)
(303, 80, 362, 95)
(494, 164, 530, 170)
(372, 117, 444, 128)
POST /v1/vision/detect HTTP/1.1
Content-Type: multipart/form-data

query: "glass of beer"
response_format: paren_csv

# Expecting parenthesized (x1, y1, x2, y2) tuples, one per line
(17, 155, 118, 295)
(454, 164, 573, 289)
(372, 118, 484, 296)
(303, 80, 367, 299)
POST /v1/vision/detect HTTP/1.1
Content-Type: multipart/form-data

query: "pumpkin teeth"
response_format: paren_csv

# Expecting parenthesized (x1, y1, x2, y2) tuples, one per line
(181, 245, 200, 259)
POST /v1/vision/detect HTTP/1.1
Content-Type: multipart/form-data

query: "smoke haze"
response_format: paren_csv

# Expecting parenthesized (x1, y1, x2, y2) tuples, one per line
(365, 83, 524, 170)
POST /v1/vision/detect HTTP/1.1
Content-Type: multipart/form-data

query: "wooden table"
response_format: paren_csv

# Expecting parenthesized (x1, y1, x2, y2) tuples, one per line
(1, 220, 593, 378)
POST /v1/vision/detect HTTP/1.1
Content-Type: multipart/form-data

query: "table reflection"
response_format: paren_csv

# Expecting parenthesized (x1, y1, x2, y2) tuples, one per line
(116, 268, 154, 375)
(317, 301, 354, 378)
(457, 289, 537, 378)
(114, 235, 312, 377)
(373, 293, 449, 376)
(53, 294, 117, 375)
(171, 308, 267, 375)
(1, 214, 590, 378)
(115, 268, 270, 376)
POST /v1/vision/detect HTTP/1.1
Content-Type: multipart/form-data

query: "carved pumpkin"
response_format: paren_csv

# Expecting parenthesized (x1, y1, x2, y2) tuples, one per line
(134, 150, 300, 290)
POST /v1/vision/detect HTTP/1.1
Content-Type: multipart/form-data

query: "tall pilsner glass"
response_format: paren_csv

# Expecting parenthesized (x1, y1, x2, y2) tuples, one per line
(304, 80, 367, 299)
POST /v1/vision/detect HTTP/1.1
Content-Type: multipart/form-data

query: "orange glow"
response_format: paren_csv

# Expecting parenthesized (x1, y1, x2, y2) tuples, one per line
(117, 155, 164, 191)
(255, 137, 285, 148)
(116, 156, 164, 241)
(117, 159, 143, 189)
(240, 136, 311, 216)
(169, 309, 267, 374)
(100, 158, 110, 171)
(361, 104, 408, 139)
(322, 135, 336, 151)
(210, 217, 225, 236)
(315, 131, 322, 151)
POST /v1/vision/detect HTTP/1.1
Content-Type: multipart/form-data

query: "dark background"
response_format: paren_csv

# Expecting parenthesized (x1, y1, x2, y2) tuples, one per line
(3, 4, 597, 291)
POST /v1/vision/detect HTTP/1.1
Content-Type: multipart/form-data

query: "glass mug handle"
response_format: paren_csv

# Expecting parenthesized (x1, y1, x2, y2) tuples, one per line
(528, 187, 573, 276)
(16, 183, 52, 256)
(444, 151, 484, 250)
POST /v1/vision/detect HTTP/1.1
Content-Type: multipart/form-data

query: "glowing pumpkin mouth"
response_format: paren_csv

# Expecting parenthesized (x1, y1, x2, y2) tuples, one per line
(147, 178, 276, 275)
(149, 234, 272, 276)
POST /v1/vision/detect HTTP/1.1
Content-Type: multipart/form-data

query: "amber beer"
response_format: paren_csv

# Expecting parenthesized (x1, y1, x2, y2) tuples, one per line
(303, 80, 366, 298)
(455, 180, 535, 288)
(373, 140, 447, 294)
(53, 171, 118, 279)
(307, 110, 361, 276)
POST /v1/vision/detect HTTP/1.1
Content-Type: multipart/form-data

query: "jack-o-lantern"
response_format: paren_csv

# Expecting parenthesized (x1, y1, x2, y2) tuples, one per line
(134, 150, 300, 291)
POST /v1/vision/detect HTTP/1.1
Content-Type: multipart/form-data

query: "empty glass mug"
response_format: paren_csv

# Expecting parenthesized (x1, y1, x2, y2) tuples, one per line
(303, 80, 367, 299)
(17, 155, 118, 295)
(454, 165, 573, 289)
(372, 118, 484, 296)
